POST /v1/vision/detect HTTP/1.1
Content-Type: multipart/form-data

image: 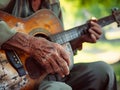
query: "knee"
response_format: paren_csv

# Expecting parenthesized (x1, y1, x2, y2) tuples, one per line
(94, 61, 114, 74)
(90, 61, 117, 89)
(89, 61, 115, 80)
(50, 82, 72, 90)
(39, 81, 72, 90)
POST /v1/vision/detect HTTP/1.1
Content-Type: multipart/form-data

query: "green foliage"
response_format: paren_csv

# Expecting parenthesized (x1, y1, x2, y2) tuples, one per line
(112, 63, 120, 83)
(60, 0, 120, 21)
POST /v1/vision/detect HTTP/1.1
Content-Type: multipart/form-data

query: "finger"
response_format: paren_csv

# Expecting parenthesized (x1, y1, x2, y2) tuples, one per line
(59, 47, 70, 66)
(90, 34, 97, 43)
(89, 29, 101, 40)
(46, 53, 66, 77)
(49, 58, 64, 77)
(90, 26, 102, 35)
(41, 59, 54, 74)
(45, 64, 54, 74)
(54, 54, 69, 76)
(56, 43, 70, 66)
(90, 21, 102, 34)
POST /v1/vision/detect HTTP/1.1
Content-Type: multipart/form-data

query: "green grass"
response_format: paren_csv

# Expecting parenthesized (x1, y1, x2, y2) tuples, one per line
(112, 62, 120, 83)
(82, 40, 120, 52)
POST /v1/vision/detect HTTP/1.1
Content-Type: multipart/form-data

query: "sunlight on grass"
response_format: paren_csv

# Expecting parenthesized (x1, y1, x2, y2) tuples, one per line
(84, 41, 120, 52)
(106, 31, 120, 40)
(74, 41, 120, 64)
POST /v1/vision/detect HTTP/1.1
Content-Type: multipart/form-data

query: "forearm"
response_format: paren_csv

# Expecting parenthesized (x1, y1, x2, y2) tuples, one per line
(1, 32, 31, 54)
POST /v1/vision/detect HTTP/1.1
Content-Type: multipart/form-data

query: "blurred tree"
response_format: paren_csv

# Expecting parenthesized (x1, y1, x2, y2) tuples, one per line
(60, 0, 120, 29)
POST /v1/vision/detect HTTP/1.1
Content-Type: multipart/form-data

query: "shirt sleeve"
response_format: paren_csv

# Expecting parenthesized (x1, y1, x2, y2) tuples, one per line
(0, 21, 16, 48)
(0, 0, 11, 9)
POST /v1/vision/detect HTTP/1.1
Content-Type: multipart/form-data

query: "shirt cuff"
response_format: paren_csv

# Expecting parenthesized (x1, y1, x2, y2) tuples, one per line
(0, 21, 16, 48)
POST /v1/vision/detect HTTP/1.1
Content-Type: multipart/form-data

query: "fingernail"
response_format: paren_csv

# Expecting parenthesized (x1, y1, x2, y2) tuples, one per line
(91, 17, 97, 20)
(90, 21, 94, 24)
(62, 75, 65, 77)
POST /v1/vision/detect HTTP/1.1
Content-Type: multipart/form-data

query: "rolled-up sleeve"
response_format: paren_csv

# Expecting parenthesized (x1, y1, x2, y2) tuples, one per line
(0, 0, 11, 9)
(0, 21, 16, 48)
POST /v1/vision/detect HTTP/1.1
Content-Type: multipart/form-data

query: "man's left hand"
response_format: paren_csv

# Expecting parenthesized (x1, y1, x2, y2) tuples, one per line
(80, 20, 102, 43)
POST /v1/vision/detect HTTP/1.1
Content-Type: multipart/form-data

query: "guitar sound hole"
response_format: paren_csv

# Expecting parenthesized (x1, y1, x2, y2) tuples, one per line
(34, 34, 50, 41)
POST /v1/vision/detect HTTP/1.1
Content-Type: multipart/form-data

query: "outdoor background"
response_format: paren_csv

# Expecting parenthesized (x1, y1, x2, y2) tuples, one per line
(60, 0, 120, 89)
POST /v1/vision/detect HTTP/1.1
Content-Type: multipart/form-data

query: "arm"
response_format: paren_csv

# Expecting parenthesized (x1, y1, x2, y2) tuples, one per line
(0, 0, 70, 77)
(1, 21, 70, 77)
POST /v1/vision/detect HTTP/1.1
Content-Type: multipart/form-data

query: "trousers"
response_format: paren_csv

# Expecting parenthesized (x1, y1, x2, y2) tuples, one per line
(39, 61, 117, 90)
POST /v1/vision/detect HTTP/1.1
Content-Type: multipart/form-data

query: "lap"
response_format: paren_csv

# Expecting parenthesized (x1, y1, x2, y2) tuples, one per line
(40, 61, 116, 90)
(64, 61, 116, 90)
(38, 80, 72, 90)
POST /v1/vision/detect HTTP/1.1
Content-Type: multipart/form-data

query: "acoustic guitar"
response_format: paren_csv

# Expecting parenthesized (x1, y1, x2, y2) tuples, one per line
(0, 8, 120, 90)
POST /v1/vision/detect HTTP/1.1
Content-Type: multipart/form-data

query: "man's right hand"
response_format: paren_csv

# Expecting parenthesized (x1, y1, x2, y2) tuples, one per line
(2, 32, 70, 77)
(29, 35, 70, 77)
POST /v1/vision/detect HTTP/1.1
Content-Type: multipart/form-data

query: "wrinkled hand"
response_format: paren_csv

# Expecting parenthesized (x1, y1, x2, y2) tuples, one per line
(2, 32, 70, 77)
(81, 20, 102, 43)
(30, 37, 70, 77)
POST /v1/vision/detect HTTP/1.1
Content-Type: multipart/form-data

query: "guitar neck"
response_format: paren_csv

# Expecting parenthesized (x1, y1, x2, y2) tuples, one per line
(50, 15, 115, 44)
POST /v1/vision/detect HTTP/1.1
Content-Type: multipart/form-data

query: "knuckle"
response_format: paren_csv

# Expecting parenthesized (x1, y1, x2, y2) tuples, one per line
(61, 62, 67, 67)
(55, 68, 61, 72)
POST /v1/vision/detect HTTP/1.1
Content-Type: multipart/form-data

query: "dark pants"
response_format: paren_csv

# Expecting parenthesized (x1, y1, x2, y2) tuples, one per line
(45, 61, 117, 90)
(64, 61, 117, 90)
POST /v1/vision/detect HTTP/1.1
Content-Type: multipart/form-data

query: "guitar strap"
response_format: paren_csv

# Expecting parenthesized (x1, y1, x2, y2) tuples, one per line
(6, 0, 31, 77)
(5, 50, 26, 77)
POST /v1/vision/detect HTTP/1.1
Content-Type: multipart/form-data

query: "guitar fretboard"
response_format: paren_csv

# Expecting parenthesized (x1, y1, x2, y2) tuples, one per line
(50, 15, 115, 44)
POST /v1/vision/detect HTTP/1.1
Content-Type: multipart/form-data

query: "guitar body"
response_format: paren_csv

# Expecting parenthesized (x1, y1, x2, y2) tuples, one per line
(0, 9, 74, 90)
(0, 7, 119, 90)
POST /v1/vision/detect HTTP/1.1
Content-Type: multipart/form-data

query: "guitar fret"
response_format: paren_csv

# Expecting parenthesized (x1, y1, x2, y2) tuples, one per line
(50, 15, 115, 44)
(52, 34, 63, 44)
(98, 15, 115, 27)
(67, 29, 79, 40)
(50, 29, 79, 44)
(50, 12, 117, 45)
(77, 24, 89, 35)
